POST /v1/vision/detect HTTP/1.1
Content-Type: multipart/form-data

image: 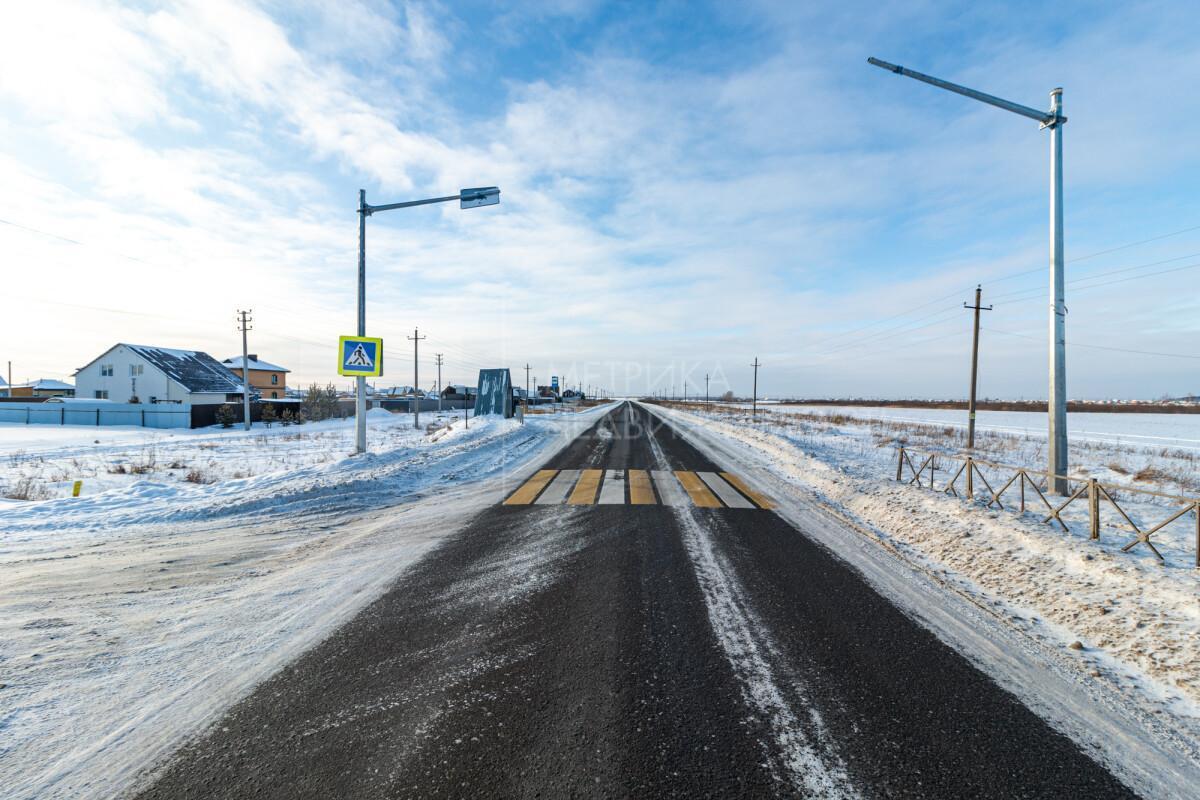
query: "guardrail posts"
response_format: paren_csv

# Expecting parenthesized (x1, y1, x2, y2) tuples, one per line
(1088, 478, 1100, 540)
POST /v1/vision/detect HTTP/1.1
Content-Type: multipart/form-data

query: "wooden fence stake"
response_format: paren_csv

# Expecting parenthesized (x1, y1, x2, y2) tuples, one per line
(1088, 478, 1100, 540)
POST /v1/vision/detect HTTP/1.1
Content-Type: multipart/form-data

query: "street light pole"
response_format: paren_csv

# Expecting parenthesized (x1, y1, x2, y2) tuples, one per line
(353, 186, 499, 454)
(356, 190, 367, 454)
(868, 58, 1069, 493)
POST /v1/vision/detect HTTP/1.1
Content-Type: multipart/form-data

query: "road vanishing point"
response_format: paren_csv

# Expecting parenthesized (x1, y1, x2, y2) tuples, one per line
(135, 402, 1133, 799)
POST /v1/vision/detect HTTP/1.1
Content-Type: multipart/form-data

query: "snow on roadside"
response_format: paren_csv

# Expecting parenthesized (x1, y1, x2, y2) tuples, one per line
(646, 403, 1200, 732)
(0, 405, 611, 800)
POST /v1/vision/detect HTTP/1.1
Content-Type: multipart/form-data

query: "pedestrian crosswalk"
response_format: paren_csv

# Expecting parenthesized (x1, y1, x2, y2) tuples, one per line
(503, 467, 774, 509)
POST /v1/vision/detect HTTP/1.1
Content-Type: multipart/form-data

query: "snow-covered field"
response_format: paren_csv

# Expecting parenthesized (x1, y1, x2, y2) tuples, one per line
(0, 405, 611, 800)
(0, 408, 477, 503)
(652, 402, 1200, 750)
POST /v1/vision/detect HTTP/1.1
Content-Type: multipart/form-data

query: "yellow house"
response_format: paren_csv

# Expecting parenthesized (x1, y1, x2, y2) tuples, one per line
(223, 355, 289, 400)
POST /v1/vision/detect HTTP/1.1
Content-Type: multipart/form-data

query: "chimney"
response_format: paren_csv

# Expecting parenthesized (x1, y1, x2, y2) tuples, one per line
(247, 354, 258, 362)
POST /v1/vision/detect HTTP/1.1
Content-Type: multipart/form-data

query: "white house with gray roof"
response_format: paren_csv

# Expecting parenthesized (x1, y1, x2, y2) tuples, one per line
(74, 344, 246, 405)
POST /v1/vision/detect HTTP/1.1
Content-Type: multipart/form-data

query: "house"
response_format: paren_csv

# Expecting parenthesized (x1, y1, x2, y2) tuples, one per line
(75, 344, 245, 405)
(0, 374, 7, 397)
(442, 384, 476, 400)
(6, 378, 75, 398)
(223, 354, 289, 400)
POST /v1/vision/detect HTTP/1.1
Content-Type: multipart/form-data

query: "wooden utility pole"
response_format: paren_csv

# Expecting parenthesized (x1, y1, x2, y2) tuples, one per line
(751, 358, 761, 419)
(705, 373, 710, 407)
(524, 363, 531, 413)
(435, 353, 444, 413)
(964, 285, 993, 449)
(408, 327, 426, 429)
(237, 309, 253, 431)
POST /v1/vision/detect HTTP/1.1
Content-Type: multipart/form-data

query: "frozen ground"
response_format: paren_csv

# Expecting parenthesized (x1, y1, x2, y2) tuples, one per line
(0, 405, 612, 800)
(652, 402, 1200, 748)
(0, 408, 481, 503)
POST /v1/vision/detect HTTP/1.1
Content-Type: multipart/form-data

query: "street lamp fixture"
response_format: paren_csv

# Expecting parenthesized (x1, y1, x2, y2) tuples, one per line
(868, 57, 1069, 494)
(353, 186, 501, 454)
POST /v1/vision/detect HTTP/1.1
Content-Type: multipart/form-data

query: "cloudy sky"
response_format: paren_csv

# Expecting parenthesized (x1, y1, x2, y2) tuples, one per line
(2, 0, 1199, 399)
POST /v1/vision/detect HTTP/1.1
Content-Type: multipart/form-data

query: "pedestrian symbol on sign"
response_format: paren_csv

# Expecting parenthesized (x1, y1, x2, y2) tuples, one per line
(338, 335, 384, 377)
(346, 344, 373, 368)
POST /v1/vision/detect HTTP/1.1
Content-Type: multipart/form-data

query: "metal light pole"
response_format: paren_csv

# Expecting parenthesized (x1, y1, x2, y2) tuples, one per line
(868, 58, 1069, 493)
(354, 186, 499, 454)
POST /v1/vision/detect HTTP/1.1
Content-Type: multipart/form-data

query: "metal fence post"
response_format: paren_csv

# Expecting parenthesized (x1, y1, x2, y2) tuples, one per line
(896, 447, 904, 481)
(966, 456, 974, 500)
(1088, 478, 1100, 540)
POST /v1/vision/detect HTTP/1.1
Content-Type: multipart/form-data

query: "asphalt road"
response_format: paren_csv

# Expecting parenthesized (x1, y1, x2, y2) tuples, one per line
(134, 402, 1134, 799)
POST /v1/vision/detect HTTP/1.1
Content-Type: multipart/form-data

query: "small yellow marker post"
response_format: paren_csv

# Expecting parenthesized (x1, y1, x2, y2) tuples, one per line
(72, 480, 83, 497)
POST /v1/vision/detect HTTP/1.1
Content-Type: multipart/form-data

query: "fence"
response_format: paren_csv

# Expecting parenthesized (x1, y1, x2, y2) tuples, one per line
(0, 402, 191, 429)
(895, 446, 1200, 568)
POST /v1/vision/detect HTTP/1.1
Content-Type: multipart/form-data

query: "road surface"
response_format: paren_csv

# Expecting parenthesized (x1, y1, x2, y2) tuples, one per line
(135, 402, 1133, 798)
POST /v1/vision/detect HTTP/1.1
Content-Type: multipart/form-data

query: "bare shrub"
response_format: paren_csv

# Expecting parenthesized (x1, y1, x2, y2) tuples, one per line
(1133, 465, 1170, 483)
(185, 468, 214, 484)
(108, 463, 128, 475)
(3, 477, 52, 501)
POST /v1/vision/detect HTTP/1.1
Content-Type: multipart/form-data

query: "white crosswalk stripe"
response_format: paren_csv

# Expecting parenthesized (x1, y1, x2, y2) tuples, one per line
(698, 472, 754, 509)
(651, 470, 688, 507)
(535, 469, 580, 505)
(597, 470, 625, 504)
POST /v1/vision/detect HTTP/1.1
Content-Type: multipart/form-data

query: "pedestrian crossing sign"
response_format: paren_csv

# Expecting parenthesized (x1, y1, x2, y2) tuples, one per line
(338, 336, 383, 377)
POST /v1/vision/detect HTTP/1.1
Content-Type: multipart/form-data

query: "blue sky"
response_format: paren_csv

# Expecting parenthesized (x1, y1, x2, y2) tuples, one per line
(2, 0, 1199, 399)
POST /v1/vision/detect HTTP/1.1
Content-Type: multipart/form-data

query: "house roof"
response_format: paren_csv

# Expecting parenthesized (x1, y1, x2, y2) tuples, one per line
(223, 356, 290, 373)
(8, 378, 74, 390)
(100, 344, 245, 394)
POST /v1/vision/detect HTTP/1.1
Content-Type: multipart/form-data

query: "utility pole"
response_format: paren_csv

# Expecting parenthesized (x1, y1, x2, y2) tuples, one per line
(751, 358, 761, 419)
(868, 58, 1068, 494)
(705, 373, 710, 407)
(435, 353, 444, 413)
(237, 309, 253, 431)
(524, 363, 531, 414)
(964, 285, 993, 450)
(408, 327, 426, 429)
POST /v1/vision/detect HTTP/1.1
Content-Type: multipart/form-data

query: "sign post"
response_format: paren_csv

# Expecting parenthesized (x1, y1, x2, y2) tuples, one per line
(339, 336, 383, 448)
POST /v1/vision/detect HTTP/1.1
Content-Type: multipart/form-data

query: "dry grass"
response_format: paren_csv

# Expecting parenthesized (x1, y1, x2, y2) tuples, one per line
(3, 476, 52, 501)
(184, 468, 214, 484)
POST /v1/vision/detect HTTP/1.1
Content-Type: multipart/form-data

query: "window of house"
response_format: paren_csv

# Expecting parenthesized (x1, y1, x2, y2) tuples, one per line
(95, 390, 108, 399)
(271, 374, 278, 385)
(129, 364, 144, 376)
(271, 391, 278, 398)
(100, 364, 113, 377)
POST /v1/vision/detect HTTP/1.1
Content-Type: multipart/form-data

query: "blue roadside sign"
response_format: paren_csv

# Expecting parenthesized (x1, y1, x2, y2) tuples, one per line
(338, 336, 383, 377)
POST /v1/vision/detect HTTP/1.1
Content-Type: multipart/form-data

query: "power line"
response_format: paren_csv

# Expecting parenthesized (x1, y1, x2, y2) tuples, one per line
(982, 326, 1200, 361)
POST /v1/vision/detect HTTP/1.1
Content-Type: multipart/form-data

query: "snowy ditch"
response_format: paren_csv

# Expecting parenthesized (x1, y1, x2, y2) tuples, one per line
(0, 405, 613, 800)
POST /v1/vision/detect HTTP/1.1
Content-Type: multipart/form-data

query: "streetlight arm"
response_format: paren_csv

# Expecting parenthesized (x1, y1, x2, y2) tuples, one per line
(362, 187, 500, 216)
(363, 194, 461, 215)
(867, 57, 1060, 125)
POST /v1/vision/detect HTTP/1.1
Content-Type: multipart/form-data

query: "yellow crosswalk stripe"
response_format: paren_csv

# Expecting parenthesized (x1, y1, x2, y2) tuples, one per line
(503, 469, 558, 505)
(628, 469, 656, 505)
(567, 469, 603, 505)
(674, 470, 721, 508)
(719, 472, 775, 509)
